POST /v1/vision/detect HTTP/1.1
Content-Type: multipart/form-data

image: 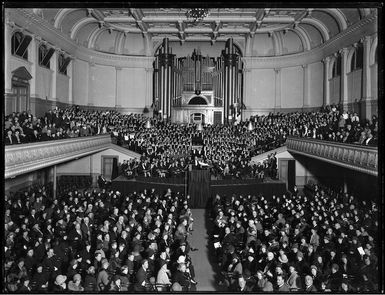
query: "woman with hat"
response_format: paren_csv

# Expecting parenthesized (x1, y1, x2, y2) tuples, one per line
(68, 273, 84, 292)
(156, 259, 171, 290)
(52, 274, 67, 292)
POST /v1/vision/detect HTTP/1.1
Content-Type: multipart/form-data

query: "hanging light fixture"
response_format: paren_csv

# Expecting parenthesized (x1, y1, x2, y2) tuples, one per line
(185, 8, 210, 23)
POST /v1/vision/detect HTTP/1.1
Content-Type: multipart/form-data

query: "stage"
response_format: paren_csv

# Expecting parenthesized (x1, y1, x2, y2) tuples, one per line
(111, 174, 287, 208)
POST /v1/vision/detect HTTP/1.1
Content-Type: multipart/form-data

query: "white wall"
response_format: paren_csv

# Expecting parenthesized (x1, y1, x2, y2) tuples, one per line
(73, 59, 89, 105)
(347, 69, 362, 102)
(308, 62, 324, 107)
(56, 148, 136, 175)
(245, 69, 275, 109)
(281, 67, 303, 108)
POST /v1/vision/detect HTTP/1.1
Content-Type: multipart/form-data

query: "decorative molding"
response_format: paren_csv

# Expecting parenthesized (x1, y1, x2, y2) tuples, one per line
(5, 135, 112, 179)
(286, 136, 378, 176)
(9, 8, 376, 70)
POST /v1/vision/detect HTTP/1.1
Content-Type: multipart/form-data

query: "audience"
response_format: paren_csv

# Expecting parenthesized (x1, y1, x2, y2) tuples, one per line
(4, 182, 197, 292)
(210, 185, 379, 292)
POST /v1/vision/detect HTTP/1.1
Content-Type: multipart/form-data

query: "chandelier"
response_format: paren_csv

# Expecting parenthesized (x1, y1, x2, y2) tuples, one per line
(185, 8, 210, 22)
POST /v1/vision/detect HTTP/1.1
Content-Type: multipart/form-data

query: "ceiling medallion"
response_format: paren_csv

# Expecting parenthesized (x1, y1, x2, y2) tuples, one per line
(185, 8, 210, 23)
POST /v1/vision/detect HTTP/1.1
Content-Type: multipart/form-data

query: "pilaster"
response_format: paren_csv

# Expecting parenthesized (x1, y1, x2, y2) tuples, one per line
(274, 68, 282, 109)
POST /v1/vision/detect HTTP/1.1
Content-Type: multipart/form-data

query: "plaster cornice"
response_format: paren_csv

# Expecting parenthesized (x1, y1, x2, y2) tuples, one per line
(8, 9, 376, 70)
(242, 14, 376, 69)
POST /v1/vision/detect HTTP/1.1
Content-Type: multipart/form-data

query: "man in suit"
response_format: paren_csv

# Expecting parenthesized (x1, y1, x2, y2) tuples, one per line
(304, 275, 317, 292)
(276, 274, 290, 292)
(30, 129, 41, 142)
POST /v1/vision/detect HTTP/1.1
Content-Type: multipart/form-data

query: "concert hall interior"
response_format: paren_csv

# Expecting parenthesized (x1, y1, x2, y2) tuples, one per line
(3, 4, 382, 293)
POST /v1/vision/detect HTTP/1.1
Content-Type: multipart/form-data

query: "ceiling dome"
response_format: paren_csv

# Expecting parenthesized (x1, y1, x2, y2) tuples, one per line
(37, 8, 375, 56)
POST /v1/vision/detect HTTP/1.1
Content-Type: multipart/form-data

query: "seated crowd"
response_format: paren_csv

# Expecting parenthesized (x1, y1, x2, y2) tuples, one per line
(4, 104, 377, 181)
(210, 185, 379, 292)
(118, 152, 278, 181)
(4, 106, 112, 144)
(4, 184, 198, 292)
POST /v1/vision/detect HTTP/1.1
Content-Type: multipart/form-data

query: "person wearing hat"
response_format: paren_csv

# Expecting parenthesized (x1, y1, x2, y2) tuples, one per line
(97, 258, 110, 291)
(295, 251, 308, 276)
(326, 263, 342, 292)
(52, 274, 67, 292)
(84, 265, 97, 292)
(156, 259, 171, 289)
(286, 264, 301, 291)
(68, 273, 84, 292)
(243, 252, 257, 277)
(31, 264, 49, 291)
(117, 265, 130, 291)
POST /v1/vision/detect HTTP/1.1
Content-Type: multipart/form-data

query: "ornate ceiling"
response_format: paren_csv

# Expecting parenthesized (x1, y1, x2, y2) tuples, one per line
(31, 8, 375, 55)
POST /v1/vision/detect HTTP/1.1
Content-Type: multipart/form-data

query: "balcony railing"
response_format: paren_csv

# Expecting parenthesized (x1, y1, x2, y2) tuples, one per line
(286, 136, 378, 176)
(5, 135, 112, 179)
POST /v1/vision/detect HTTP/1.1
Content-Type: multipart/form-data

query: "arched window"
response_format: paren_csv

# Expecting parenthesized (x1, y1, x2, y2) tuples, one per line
(38, 43, 54, 69)
(350, 43, 363, 72)
(58, 53, 71, 75)
(11, 31, 30, 60)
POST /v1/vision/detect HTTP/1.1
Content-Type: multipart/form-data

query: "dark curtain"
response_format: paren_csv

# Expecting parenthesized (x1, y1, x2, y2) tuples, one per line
(188, 170, 211, 208)
(111, 158, 119, 180)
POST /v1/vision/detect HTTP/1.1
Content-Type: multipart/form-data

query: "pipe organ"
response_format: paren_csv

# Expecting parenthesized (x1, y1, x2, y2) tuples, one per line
(153, 37, 243, 124)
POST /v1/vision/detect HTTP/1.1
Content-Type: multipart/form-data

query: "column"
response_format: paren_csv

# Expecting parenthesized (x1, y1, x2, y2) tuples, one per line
(361, 35, 372, 120)
(302, 64, 310, 108)
(115, 66, 122, 108)
(339, 47, 349, 110)
(322, 56, 331, 106)
(4, 21, 14, 93)
(53, 165, 57, 200)
(29, 35, 40, 98)
(88, 62, 95, 106)
(51, 48, 58, 100)
(68, 57, 74, 104)
(274, 68, 282, 109)
(145, 67, 153, 108)
(242, 67, 251, 119)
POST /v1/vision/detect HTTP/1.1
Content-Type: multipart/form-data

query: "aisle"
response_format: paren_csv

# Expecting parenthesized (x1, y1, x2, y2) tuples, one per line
(188, 209, 219, 291)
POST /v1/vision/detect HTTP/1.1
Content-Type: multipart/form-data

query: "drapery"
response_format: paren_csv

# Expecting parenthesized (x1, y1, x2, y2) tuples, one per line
(188, 169, 211, 208)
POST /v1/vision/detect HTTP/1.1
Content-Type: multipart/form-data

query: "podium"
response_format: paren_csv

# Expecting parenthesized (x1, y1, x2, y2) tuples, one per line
(188, 168, 210, 208)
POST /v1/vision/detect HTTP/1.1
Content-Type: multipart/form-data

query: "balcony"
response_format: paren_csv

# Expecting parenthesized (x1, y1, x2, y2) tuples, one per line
(286, 136, 378, 176)
(5, 135, 112, 179)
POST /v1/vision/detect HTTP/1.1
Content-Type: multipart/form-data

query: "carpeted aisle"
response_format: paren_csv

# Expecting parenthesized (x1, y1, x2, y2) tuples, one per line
(188, 209, 219, 291)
